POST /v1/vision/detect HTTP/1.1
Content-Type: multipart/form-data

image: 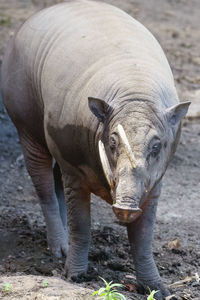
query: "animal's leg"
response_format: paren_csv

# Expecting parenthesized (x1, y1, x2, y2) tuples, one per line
(127, 182, 170, 300)
(62, 172, 91, 277)
(53, 162, 67, 232)
(20, 132, 68, 258)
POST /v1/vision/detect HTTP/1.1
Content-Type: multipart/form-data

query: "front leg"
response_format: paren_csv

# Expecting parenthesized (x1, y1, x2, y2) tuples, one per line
(127, 182, 170, 300)
(62, 172, 91, 277)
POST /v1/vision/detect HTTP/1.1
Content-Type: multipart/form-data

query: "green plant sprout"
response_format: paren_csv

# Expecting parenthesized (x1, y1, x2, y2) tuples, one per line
(2, 282, 12, 293)
(92, 277, 126, 300)
(147, 289, 158, 300)
(43, 280, 48, 288)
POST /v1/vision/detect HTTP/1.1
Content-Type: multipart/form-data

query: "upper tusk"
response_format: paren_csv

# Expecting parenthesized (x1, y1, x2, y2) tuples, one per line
(98, 140, 115, 190)
(117, 124, 136, 168)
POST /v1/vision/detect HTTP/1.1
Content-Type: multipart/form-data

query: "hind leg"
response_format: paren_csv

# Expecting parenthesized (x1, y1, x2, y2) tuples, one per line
(20, 132, 68, 258)
(53, 162, 68, 233)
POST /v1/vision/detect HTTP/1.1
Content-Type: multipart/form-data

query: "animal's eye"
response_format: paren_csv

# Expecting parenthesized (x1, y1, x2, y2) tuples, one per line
(151, 142, 161, 158)
(109, 135, 117, 152)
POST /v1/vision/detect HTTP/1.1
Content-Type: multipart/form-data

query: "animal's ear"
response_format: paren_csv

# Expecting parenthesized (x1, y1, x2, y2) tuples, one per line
(165, 101, 191, 126)
(88, 97, 111, 123)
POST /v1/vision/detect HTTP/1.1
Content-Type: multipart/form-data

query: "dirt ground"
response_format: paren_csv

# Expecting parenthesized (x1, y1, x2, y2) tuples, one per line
(0, 0, 200, 299)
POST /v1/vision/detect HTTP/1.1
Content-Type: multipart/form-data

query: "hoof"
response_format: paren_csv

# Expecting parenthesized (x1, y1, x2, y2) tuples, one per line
(138, 281, 170, 300)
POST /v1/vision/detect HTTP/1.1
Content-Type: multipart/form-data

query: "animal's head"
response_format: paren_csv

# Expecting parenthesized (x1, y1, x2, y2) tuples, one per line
(88, 97, 190, 223)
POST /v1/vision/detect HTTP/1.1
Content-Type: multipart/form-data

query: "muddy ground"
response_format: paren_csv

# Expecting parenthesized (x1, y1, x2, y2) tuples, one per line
(0, 0, 200, 299)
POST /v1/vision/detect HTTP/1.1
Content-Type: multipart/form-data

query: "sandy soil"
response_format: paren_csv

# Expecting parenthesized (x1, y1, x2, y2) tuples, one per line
(0, 275, 94, 300)
(0, 0, 200, 299)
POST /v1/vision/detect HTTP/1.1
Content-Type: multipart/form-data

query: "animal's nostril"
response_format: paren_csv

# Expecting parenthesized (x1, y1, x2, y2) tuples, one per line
(112, 204, 142, 223)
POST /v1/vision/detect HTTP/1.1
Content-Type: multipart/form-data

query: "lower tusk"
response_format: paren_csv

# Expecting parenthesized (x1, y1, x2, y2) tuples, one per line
(98, 140, 115, 190)
(117, 124, 136, 168)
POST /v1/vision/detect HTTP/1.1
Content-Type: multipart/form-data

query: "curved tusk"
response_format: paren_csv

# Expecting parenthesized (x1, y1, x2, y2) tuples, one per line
(98, 140, 115, 190)
(117, 124, 136, 168)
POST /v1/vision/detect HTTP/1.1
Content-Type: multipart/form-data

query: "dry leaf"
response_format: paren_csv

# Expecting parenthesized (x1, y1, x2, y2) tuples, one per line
(180, 291, 192, 300)
(125, 283, 137, 292)
(169, 275, 196, 288)
(168, 238, 181, 250)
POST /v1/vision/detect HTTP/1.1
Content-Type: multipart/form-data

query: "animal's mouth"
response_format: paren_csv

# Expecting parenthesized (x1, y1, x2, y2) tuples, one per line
(112, 204, 142, 223)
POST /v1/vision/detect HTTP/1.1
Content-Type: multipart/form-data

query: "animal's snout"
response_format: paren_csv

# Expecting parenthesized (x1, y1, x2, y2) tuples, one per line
(112, 204, 142, 223)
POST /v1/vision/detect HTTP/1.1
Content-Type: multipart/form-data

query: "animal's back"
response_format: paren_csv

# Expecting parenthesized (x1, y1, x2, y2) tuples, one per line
(2, 0, 175, 126)
(2, 0, 178, 162)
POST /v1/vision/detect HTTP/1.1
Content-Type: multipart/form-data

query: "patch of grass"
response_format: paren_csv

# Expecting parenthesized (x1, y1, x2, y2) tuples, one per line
(0, 13, 11, 27)
(42, 280, 48, 288)
(92, 277, 126, 300)
(2, 282, 12, 294)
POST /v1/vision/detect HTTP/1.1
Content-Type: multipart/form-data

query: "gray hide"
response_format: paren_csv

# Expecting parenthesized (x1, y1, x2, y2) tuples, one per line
(1, 1, 190, 299)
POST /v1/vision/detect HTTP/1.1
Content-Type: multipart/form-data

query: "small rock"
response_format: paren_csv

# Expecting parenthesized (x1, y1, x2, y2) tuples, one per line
(51, 269, 59, 276)
(17, 186, 23, 192)
(15, 154, 24, 168)
(191, 281, 199, 287)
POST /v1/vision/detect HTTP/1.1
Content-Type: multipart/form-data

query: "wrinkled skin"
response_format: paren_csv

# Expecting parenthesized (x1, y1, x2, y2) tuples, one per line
(1, 1, 190, 299)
